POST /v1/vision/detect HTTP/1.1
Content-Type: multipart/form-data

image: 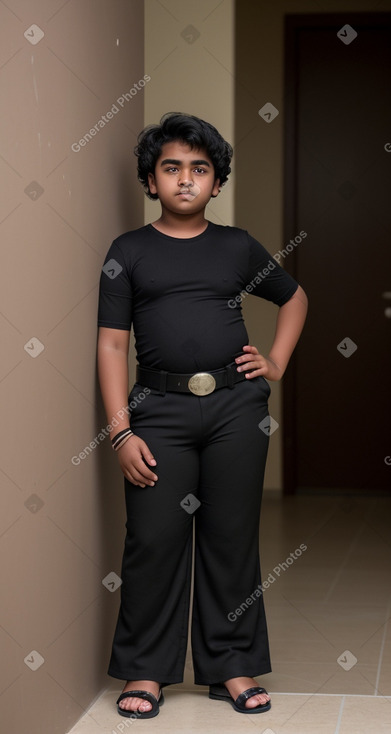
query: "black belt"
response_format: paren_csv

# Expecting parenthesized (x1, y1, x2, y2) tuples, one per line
(136, 361, 247, 396)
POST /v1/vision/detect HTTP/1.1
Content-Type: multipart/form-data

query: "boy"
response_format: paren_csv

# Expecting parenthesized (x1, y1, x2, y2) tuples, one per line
(97, 112, 307, 718)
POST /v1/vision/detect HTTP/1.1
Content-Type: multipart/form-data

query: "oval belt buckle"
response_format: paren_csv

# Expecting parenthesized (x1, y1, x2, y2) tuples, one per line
(188, 372, 216, 396)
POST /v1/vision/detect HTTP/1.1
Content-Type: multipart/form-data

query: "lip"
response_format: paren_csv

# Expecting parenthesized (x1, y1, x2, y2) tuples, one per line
(176, 190, 194, 196)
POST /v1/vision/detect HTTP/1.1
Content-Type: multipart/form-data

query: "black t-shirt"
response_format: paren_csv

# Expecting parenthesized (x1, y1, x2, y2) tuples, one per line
(97, 221, 298, 372)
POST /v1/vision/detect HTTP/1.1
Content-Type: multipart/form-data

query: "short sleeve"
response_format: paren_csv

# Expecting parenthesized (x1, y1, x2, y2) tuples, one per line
(245, 232, 299, 306)
(97, 240, 132, 329)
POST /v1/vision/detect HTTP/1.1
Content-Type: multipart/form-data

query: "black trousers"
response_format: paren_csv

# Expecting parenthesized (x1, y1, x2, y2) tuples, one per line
(108, 372, 272, 687)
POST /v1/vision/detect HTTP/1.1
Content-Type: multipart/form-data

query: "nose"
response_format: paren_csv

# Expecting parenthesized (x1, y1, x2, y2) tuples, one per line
(178, 174, 193, 187)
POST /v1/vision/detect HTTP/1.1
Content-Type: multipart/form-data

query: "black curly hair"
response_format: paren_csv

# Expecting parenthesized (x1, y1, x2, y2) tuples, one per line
(134, 112, 233, 200)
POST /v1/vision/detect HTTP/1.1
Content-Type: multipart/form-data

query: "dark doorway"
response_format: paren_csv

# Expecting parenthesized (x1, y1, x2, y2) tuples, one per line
(283, 13, 391, 494)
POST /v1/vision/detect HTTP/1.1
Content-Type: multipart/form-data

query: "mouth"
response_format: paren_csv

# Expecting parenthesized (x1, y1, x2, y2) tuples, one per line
(176, 190, 194, 196)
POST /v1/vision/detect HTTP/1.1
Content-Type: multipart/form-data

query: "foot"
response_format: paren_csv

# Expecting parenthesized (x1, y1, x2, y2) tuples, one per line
(118, 680, 161, 713)
(223, 676, 270, 709)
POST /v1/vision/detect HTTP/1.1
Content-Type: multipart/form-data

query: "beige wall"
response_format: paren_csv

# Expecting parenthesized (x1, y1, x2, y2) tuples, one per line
(0, 2, 144, 733)
(144, 0, 235, 226)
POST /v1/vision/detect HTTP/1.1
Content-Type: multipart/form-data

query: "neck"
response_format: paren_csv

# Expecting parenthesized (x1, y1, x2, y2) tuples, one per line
(152, 209, 208, 237)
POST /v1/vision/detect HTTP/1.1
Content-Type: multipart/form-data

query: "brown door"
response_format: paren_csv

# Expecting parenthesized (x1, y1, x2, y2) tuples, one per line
(283, 13, 391, 493)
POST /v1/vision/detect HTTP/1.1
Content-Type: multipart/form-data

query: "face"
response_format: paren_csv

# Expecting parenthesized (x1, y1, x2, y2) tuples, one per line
(147, 140, 221, 215)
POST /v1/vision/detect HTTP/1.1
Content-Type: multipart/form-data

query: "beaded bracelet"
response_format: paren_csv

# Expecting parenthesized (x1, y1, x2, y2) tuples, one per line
(111, 428, 134, 451)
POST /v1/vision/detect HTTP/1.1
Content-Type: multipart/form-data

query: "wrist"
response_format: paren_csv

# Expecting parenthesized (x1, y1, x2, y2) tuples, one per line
(111, 427, 134, 451)
(266, 356, 284, 379)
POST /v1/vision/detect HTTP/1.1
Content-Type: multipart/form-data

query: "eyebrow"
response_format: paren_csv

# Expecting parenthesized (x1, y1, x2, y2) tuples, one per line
(160, 158, 211, 167)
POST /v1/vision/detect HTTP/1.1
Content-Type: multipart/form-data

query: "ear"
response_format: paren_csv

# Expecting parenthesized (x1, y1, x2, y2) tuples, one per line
(211, 178, 221, 198)
(147, 172, 157, 195)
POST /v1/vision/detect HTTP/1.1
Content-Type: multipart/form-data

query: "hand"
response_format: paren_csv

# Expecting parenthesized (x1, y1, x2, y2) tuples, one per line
(235, 344, 283, 381)
(116, 434, 158, 487)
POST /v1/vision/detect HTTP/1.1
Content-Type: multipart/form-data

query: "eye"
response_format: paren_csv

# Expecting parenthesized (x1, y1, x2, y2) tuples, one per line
(194, 167, 207, 174)
(164, 167, 178, 173)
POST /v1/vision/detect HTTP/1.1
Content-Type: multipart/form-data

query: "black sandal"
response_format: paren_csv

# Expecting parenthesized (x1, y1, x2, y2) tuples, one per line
(209, 682, 271, 714)
(116, 688, 164, 719)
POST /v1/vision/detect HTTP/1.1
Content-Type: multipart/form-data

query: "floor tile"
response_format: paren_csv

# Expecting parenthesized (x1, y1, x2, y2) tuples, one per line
(338, 695, 391, 734)
(66, 495, 391, 734)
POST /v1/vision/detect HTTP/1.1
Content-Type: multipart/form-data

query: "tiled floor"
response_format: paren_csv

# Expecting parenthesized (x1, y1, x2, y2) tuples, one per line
(67, 493, 391, 733)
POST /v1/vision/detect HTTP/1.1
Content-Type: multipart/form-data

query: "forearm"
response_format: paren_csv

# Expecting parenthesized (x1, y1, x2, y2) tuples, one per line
(97, 344, 130, 433)
(268, 285, 308, 375)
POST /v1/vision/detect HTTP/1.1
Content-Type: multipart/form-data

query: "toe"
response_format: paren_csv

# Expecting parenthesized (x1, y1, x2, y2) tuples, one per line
(245, 692, 270, 708)
(120, 696, 152, 712)
(139, 699, 152, 711)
